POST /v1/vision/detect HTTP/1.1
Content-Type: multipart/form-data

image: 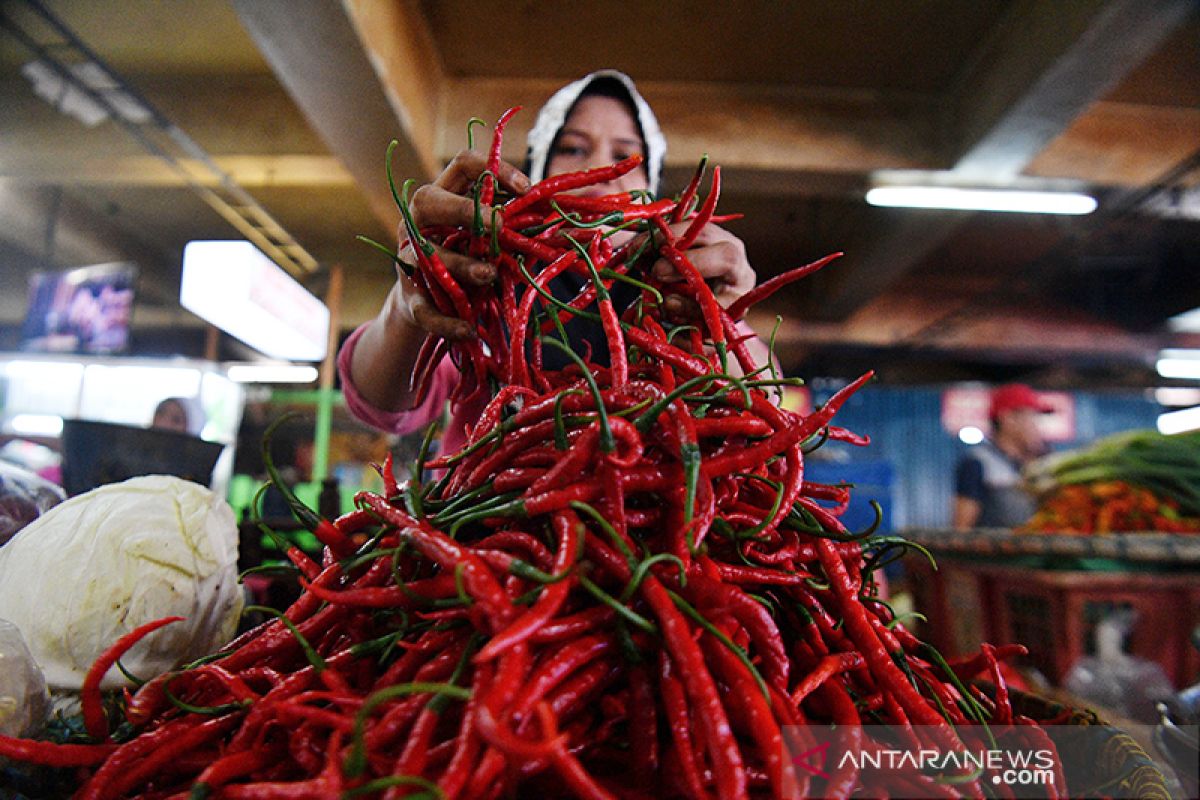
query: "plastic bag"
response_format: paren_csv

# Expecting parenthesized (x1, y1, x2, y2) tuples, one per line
(0, 618, 50, 737)
(0, 460, 65, 547)
(1065, 608, 1175, 722)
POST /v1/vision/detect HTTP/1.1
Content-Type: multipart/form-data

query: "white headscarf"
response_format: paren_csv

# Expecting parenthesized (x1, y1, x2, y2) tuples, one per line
(525, 70, 667, 197)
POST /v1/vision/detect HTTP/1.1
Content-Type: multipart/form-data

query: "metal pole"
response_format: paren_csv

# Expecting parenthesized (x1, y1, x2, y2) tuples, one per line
(313, 265, 344, 480)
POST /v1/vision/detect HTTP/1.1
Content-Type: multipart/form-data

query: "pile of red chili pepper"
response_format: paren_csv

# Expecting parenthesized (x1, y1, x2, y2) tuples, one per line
(0, 111, 1066, 799)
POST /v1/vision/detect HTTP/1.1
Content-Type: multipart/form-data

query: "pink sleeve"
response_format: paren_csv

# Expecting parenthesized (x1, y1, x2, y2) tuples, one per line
(337, 323, 457, 435)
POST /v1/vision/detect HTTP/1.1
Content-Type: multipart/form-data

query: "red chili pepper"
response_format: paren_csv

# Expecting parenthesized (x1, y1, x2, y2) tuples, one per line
(813, 537, 976, 776)
(409, 335, 450, 411)
(529, 606, 618, 643)
(81, 615, 184, 741)
(0, 735, 117, 766)
(497, 226, 568, 263)
(700, 633, 797, 800)
(481, 106, 521, 206)
(299, 573, 458, 608)
(690, 570, 789, 689)
(502, 154, 643, 217)
(674, 166, 721, 252)
(657, 242, 727, 352)
(703, 371, 874, 478)
(640, 575, 747, 800)
(725, 252, 843, 320)
(475, 509, 581, 661)
(658, 652, 711, 800)
(190, 746, 277, 796)
(672, 156, 709, 224)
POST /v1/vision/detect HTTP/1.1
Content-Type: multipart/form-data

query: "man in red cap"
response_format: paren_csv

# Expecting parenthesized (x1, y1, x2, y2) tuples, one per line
(953, 384, 1053, 529)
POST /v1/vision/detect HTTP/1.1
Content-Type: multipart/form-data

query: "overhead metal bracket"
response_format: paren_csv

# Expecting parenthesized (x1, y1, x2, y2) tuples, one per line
(0, 0, 319, 277)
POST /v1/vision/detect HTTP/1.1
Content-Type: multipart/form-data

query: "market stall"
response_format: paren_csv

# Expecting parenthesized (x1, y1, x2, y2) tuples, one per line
(905, 529, 1200, 694)
(3, 2, 1199, 797)
(3, 105, 1189, 797)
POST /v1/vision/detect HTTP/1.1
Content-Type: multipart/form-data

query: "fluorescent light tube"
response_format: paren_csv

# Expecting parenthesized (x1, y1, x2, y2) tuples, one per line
(865, 186, 1097, 215)
(1156, 349, 1200, 380)
(8, 413, 65, 437)
(1167, 307, 1200, 333)
(1154, 387, 1200, 407)
(1157, 405, 1200, 435)
(181, 241, 329, 361)
(226, 364, 319, 384)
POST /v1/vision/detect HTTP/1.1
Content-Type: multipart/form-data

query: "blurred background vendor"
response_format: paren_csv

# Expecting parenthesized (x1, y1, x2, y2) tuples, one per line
(953, 383, 1052, 530)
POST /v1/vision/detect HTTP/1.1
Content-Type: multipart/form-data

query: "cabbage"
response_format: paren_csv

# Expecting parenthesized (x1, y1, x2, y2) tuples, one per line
(0, 475, 243, 691)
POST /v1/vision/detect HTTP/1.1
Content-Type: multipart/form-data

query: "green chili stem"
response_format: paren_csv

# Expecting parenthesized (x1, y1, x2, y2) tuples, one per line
(163, 678, 251, 717)
(243, 605, 325, 674)
(731, 472, 784, 539)
(633, 373, 725, 432)
(667, 589, 769, 703)
(620, 553, 687, 602)
(465, 117, 486, 149)
(554, 390, 584, 450)
(343, 777, 444, 800)
(346, 682, 472, 776)
(541, 337, 614, 453)
(579, 575, 658, 634)
(570, 501, 635, 567)
(600, 268, 664, 302)
(517, 260, 605, 325)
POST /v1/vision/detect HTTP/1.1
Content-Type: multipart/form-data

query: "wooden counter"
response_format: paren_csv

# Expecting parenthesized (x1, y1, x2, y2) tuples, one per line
(901, 528, 1200, 690)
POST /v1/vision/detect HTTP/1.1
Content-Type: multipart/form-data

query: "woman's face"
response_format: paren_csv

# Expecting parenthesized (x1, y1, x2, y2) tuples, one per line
(152, 401, 189, 433)
(546, 95, 648, 197)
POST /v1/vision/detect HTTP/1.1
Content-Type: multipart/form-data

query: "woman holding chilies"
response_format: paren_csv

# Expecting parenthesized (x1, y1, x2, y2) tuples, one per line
(338, 70, 768, 452)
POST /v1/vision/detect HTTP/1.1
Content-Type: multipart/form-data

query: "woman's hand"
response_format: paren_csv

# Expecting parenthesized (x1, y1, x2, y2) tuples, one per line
(645, 220, 772, 374)
(648, 221, 756, 319)
(392, 149, 531, 341)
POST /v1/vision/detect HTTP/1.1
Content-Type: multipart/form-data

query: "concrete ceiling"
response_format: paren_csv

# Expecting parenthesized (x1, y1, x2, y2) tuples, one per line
(1, 0, 1198, 386)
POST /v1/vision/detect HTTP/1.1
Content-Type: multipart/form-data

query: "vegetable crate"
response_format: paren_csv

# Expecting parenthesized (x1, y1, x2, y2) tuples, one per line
(908, 557, 1200, 689)
(977, 565, 1200, 689)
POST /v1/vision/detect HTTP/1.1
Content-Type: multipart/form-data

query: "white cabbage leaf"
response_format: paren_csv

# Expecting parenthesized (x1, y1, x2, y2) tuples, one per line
(0, 475, 243, 691)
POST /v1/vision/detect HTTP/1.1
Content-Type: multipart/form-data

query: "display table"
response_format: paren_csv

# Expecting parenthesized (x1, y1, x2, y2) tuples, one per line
(903, 528, 1200, 690)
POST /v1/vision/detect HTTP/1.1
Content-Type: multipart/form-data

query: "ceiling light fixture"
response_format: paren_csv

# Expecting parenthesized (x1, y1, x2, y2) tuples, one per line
(1154, 387, 1200, 407)
(226, 364, 319, 384)
(1157, 405, 1200, 435)
(865, 186, 1097, 215)
(181, 241, 329, 361)
(7, 413, 65, 437)
(1167, 307, 1200, 333)
(1156, 349, 1200, 381)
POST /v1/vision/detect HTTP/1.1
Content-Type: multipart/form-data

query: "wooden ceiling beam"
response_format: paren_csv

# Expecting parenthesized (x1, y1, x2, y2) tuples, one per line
(750, 303, 1160, 363)
(440, 77, 947, 177)
(814, 0, 1194, 322)
(233, 0, 434, 231)
(340, 0, 445, 180)
(950, 0, 1194, 178)
(1027, 101, 1200, 188)
(0, 180, 179, 308)
(1, 154, 355, 187)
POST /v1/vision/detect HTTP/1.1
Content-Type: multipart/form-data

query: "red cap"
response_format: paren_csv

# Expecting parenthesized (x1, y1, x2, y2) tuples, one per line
(989, 384, 1053, 418)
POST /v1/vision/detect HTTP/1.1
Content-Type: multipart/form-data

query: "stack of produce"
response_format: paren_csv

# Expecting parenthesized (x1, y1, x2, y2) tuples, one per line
(1023, 430, 1200, 534)
(1, 112, 1065, 799)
